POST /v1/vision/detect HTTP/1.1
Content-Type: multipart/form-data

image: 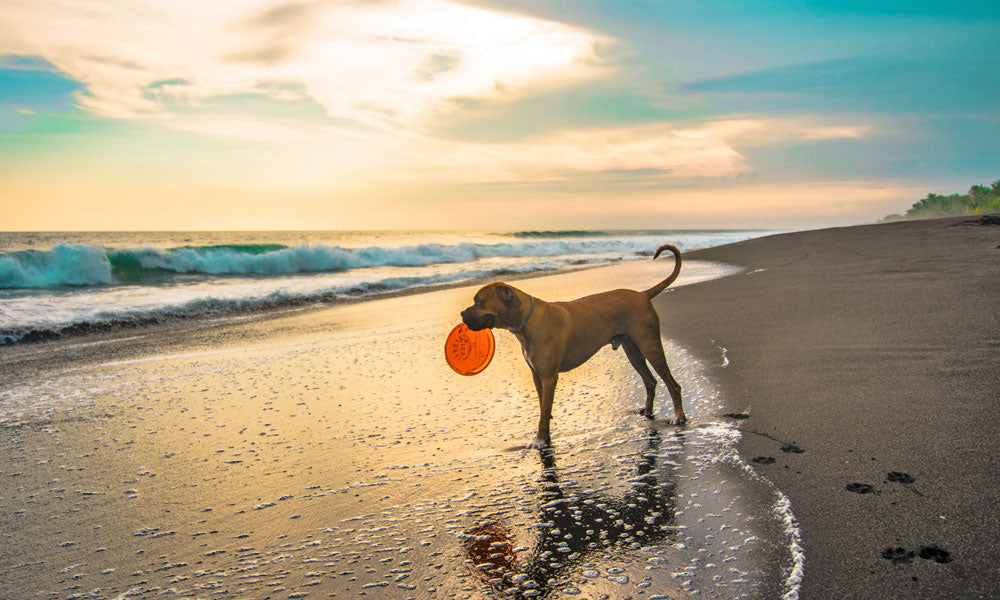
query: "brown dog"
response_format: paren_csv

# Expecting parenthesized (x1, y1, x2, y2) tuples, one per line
(461, 244, 685, 448)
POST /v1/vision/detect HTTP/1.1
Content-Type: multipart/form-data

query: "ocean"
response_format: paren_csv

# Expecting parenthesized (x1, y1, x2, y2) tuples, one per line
(0, 229, 774, 345)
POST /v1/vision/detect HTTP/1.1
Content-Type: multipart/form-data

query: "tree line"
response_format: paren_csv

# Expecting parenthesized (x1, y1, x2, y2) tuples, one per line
(885, 179, 1000, 221)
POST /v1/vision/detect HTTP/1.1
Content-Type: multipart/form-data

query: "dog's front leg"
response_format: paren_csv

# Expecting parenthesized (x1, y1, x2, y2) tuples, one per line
(529, 372, 557, 449)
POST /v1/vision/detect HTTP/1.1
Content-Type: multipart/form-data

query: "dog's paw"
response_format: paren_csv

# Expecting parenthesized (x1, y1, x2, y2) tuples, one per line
(668, 416, 688, 426)
(637, 408, 654, 419)
(527, 437, 549, 450)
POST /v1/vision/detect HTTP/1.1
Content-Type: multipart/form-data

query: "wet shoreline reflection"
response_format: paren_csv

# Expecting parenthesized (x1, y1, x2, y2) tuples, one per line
(463, 430, 682, 598)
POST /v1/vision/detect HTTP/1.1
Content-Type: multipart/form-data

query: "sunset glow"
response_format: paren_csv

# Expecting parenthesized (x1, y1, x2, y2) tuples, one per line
(1, 1, 996, 230)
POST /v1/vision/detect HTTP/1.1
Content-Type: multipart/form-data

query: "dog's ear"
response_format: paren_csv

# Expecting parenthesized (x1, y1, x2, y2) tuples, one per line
(496, 284, 520, 307)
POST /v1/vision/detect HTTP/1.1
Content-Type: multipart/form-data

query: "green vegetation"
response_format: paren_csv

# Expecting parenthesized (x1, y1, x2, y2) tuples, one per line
(885, 179, 1000, 221)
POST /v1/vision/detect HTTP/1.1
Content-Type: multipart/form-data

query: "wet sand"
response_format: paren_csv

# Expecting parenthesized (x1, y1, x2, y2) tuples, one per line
(1, 259, 795, 600)
(654, 215, 1000, 599)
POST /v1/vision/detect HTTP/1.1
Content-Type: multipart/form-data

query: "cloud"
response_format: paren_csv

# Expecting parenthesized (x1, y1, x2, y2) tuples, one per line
(0, 0, 611, 130)
(413, 51, 463, 82)
(379, 116, 873, 184)
(736, 117, 874, 145)
(800, 125, 869, 140)
(369, 119, 761, 184)
(167, 116, 314, 142)
(494, 119, 760, 177)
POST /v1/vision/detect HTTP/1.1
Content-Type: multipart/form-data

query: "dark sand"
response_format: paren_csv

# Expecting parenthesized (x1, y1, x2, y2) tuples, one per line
(654, 215, 1000, 599)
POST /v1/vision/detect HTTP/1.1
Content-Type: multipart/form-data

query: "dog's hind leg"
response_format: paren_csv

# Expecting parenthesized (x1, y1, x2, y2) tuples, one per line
(622, 339, 657, 418)
(636, 337, 686, 425)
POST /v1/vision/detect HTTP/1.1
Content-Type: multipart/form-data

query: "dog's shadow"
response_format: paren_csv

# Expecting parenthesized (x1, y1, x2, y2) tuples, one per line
(463, 430, 682, 599)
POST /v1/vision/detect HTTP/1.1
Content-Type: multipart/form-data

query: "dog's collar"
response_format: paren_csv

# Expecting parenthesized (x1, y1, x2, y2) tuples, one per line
(511, 295, 534, 335)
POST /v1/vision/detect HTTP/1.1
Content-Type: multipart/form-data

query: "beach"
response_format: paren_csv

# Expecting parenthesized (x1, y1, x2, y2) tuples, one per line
(655, 215, 1000, 599)
(1, 216, 997, 600)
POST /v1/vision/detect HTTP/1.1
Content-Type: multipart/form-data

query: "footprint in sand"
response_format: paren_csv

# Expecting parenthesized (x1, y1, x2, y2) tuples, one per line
(751, 456, 776, 465)
(722, 413, 750, 420)
(919, 545, 953, 563)
(882, 547, 915, 564)
(845, 482, 875, 494)
(886, 471, 915, 484)
(881, 545, 953, 565)
(780, 443, 804, 454)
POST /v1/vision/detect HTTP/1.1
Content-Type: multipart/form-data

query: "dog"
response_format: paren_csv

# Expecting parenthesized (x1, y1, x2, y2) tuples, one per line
(461, 244, 685, 448)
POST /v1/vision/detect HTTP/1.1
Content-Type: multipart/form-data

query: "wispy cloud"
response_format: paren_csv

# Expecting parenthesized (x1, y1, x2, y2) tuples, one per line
(377, 117, 873, 184)
(800, 125, 870, 140)
(0, 0, 611, 130)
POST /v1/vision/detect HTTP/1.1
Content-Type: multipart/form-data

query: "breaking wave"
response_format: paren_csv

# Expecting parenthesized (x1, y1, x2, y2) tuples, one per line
(0, 230, 776, 345)
(0, 239, 675, 289)
(0, 244, 114, 288)
(0, 259, 577, 345)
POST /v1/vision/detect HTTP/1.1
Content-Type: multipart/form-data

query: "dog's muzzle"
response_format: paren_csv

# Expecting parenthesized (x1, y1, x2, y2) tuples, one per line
(461, 309, 496, 331)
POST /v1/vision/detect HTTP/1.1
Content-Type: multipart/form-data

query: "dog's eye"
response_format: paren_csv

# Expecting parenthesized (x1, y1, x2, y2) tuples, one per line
(474, 298, 482, 306)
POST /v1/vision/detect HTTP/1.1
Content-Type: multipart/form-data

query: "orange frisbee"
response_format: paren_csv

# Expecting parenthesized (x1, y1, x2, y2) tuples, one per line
(445, 323, 495, 376)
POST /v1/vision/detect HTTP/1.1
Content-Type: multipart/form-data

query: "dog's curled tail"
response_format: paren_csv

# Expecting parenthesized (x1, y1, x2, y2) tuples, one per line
(643, 244, 682, 299)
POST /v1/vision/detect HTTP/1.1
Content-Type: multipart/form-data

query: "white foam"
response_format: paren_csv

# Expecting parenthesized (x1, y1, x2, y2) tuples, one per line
(656, 338, 805, 599)
(775, 491, 805, 600)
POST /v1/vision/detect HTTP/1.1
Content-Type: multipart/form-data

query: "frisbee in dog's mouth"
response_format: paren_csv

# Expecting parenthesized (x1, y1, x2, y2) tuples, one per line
(445, 323, 495, 376)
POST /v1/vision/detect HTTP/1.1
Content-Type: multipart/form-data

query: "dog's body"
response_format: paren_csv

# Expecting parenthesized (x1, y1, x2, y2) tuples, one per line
(461, 244, 685, 448)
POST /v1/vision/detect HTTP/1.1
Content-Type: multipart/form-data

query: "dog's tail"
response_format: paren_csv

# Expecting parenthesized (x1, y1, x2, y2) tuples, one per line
(643, 244, 682, 299)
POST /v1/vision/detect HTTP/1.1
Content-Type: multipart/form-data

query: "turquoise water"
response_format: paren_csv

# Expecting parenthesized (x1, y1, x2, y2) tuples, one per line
(0, 230, 774, 344)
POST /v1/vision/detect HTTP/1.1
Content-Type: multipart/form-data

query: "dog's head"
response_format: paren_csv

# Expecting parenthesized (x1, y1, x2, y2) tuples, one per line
(461, 282, 523, 331)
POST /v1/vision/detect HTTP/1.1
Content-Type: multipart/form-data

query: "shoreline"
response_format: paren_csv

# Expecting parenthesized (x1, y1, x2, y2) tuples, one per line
(0, 256, 737, 384)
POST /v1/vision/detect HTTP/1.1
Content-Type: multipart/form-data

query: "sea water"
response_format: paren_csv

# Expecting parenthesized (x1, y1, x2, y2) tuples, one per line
(0, 230, 773, 344)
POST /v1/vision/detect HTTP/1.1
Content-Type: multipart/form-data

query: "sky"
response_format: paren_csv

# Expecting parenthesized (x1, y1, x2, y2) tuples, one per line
(0, 0, 997, 231)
